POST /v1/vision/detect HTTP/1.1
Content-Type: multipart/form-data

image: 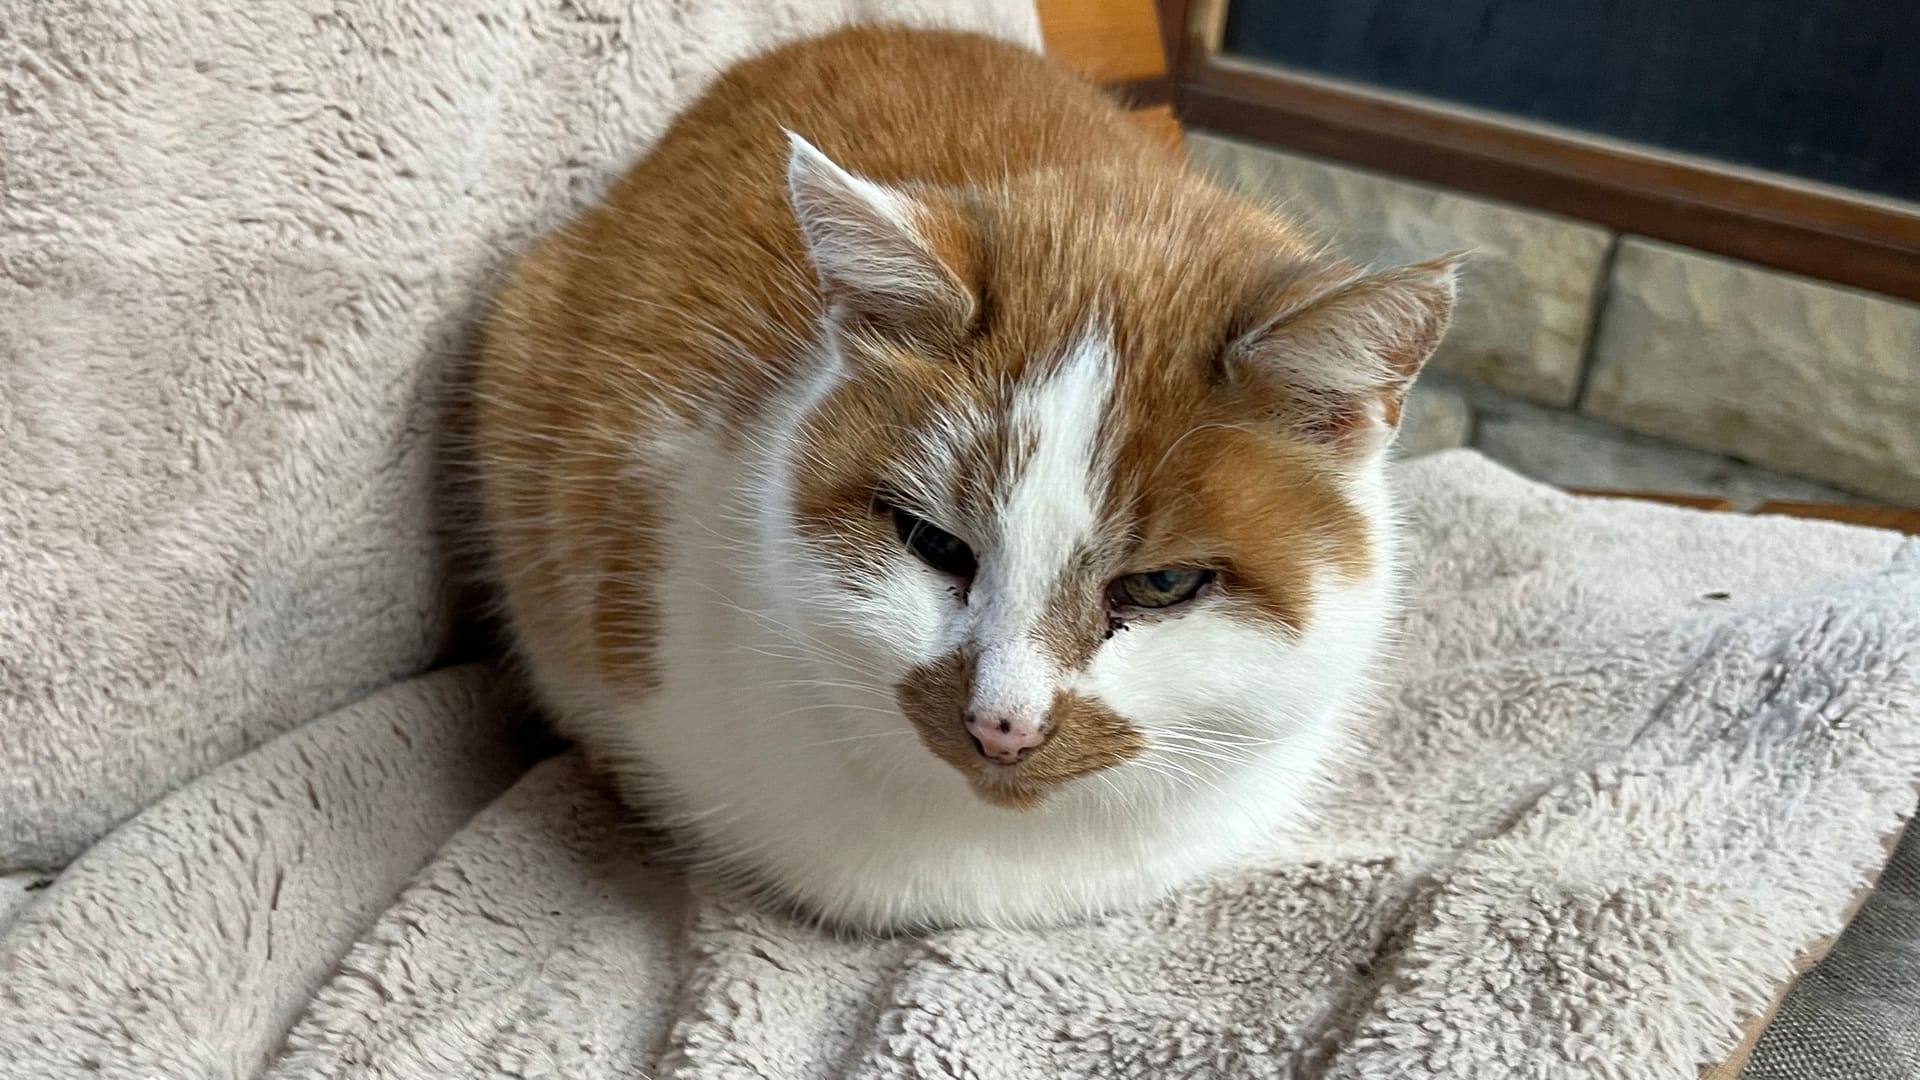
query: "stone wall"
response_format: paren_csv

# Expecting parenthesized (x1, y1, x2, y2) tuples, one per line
(1189, 133, 1920, 507)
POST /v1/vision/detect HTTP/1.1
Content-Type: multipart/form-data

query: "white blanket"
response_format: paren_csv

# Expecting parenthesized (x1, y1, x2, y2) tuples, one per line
(6, 0, 1919, 1075)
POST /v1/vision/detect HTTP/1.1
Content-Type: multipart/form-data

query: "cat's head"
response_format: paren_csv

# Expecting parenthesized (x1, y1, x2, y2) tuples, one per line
(760, 134, 1456, 811)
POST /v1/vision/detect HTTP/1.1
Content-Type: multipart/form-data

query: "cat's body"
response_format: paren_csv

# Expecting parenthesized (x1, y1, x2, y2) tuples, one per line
(474, 27, 1455, 930)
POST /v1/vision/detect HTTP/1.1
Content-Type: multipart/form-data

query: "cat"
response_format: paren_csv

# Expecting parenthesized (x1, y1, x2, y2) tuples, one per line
(473, 26, 1456, 931)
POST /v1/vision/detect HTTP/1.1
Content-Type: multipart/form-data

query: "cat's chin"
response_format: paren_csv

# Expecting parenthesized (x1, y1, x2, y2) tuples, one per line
(958, 764, 1060, 812)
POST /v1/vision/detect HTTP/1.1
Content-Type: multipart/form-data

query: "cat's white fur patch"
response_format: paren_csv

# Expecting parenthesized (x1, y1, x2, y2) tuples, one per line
(969, 329, 1115, 723)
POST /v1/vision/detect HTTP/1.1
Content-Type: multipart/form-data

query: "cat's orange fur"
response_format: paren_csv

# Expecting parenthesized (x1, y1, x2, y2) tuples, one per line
(473, 26, 1455, 928)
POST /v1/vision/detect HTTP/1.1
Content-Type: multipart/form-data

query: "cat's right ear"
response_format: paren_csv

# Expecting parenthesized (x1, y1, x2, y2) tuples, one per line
(784, 131, 976, 345)
(1223, 257, 1460, 457)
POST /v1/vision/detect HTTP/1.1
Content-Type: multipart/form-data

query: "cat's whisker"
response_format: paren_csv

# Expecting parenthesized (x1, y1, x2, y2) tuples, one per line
(689, 584, 879, 671)
(757, 678, 895, 698)
(1089, 771, 1156, 834)
(1153, 727, 1281, 756)
(1157, 729, 1284, 751)
(792, 729, 918, 751)
(757, 701, 901, 720)
(722, 640, 890, 679)
(1126, 759, 1205, 799)
(1151, 742, 1253, 769)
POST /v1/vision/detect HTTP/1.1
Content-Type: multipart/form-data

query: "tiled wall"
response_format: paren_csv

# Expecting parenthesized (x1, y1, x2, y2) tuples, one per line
(1190, 132, 1920, 507)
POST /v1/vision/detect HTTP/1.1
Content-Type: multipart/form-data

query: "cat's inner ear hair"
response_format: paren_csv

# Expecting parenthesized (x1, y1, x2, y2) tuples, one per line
(783, 131, 977, 347)
(1221, 255, 1462, 452)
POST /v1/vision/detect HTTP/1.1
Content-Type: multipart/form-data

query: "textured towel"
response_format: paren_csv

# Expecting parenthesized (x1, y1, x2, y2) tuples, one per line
(0, 0, 1040, 870)
(4, 452, 1916, 1079)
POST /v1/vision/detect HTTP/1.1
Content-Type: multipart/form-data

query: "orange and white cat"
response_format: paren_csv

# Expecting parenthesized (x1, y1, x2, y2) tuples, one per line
(474, 27, 1455, 930)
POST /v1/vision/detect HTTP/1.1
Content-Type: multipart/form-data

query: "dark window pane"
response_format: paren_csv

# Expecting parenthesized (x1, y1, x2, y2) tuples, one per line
(1222, 0, 1920, 203)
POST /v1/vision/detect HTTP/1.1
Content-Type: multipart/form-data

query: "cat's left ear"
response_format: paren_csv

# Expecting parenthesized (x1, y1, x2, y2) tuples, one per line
(1224, 256, 1462, 455)
(783, 131, 976, 345)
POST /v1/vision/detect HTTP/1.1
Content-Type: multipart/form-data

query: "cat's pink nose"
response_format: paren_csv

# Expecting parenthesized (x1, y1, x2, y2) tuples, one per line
(965, 711, 1049, 763)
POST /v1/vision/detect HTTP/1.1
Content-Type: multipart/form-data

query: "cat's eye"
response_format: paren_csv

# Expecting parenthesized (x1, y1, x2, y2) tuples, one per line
(891, 507, 977, 579)
(1110, 568, 1215, 610)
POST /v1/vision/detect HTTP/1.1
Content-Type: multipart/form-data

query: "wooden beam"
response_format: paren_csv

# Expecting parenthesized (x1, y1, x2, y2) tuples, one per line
(1038, 0, 1182, 150)
(1752, 502, 1920, 535)
(1565, 491, 1920, 534)
(1568, 490, 1735, 513)
(1037, 0, 1166, 85)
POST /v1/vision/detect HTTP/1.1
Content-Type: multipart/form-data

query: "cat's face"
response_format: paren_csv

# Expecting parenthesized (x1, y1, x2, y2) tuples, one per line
(762, 136, 1455, 810)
